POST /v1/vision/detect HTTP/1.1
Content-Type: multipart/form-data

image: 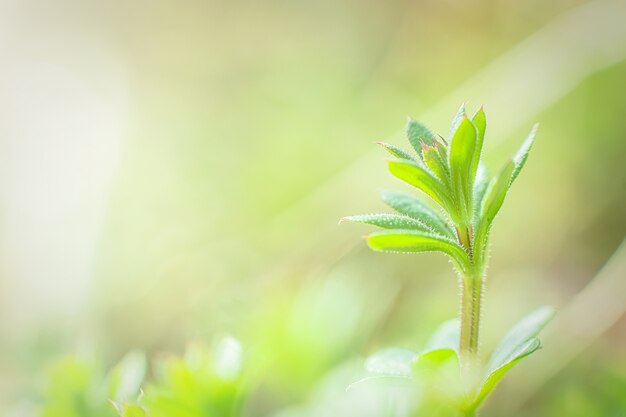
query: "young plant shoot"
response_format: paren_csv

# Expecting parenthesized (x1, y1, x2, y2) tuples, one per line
(342, 104, 554, 416)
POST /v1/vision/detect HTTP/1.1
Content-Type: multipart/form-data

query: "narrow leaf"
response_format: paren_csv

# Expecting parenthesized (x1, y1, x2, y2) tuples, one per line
(510, 124, 538, 185)
(406, 118, 435, 154)
(477, 160, 515, 236)
(448, 102, 466, 139)
(486, 306, 555, 374)
(377, 142, 417, 162)
(380, 190, 455, 239)
(341, 213, 433, 232)
(472, 306, 555, 409)
(448, 117, 477, 218)
(423, 144, 450, 185)
(365, 348, 418, 377)
(470, 107, 486, 186)
(388, 160, 452, 210)
(473, 338, 541, 408)
(423, 319, 460, 354)
(367, 229, 468, 267)
(472, 163, 489, 224)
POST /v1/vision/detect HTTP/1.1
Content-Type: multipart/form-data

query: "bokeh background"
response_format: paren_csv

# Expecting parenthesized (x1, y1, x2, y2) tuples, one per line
(1, 0, 625, 415)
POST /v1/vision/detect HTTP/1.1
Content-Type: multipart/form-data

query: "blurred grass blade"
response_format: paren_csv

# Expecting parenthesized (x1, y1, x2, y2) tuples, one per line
(367, 229, 468, 266)
(510, 124, 538, 185)
(365, 348, 418, 377)
(341, 213, 433, 232)
(380, 190, 455, 239)
(388, 160, 451, 210)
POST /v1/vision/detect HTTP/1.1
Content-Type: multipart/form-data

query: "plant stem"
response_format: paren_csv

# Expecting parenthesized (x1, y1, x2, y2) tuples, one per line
(459, 269, 483, 384)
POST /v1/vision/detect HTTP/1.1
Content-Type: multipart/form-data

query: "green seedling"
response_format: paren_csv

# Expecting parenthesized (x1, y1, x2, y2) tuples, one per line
(342, 104, 554, 416)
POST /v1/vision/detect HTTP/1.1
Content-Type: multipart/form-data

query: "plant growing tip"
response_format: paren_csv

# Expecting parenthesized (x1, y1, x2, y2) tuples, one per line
(342, 104, 553, 415)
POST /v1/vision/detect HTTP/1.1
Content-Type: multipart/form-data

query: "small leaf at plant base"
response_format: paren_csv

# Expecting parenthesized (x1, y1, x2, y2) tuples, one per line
(367, 229, 469, 270)
(486, 306, 555, 374)
(388, 160, 452, 210)
(380, 191, 455, 239)
(365, 348, 418, 378)
(471, 306, 555, 409)
(377, 142, 418, 162)
(414, 319, 460, 375)
(510, 124, 538, 185)
(406, 118, 435, 154)
(448, 117, 478, 217)
(341, 213, 432, 232)
(472, 338, 541, 408)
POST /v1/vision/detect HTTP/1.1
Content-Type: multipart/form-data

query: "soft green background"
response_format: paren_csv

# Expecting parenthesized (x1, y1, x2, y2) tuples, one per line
(1, 0, 625, 416)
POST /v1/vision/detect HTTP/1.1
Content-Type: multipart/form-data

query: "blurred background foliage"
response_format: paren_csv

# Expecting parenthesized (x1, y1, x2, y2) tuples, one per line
(0, 0, 625, 416)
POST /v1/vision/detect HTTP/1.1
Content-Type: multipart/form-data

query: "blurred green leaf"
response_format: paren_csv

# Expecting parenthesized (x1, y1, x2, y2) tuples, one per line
(107, 351, 146, 404)
(117, 404, 147, 417)
(341, 213, 433, 232)
(387, 160, 451, 210)
(472, 306, 555, 408)
(365, 348, 417, 378)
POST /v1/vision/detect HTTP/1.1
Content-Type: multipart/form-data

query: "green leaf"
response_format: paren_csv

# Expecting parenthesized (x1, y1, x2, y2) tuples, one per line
(107, 351, 146, 403)
(388, 160, 452, 210)
(366, 229, 468, 268)
(365, 348, 418, 378)
(472, 306, 555, 408)
(510, 124, 538, 185)
(470, 107, 486, 186)
(341, 213, 433, 232)
(473, 338, 541, 408)
(448, 103, 466, 139)
(406, 118, 435, 154)
(423, 319, 460, 354)
(448, 117, 477, 219)
(376, 142, 417, 162)
(380, 190, 455, 239)
(486, 306, 555, 374)
(477, 160, 515, 237)
(472, 163, 489, 224)
(422, 144, 450, 185)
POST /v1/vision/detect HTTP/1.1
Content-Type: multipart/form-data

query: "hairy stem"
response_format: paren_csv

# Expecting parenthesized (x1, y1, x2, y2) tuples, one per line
(459, 269, 483, 389)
